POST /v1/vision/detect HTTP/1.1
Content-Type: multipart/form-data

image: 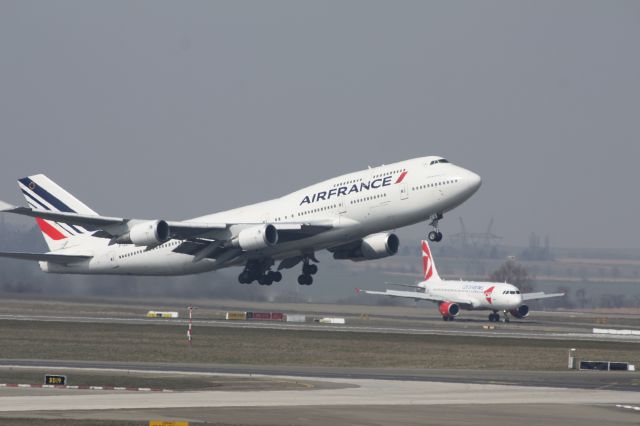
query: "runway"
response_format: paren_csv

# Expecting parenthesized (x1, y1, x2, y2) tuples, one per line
(1, 312, 639, 343)
(1, 359, 639, 391)
(0, 363, 639, 425)
(0, 299, 639, 425)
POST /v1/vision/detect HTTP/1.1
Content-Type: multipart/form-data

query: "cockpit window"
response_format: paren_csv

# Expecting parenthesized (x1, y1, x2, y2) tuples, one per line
(429, 159, 450, 165)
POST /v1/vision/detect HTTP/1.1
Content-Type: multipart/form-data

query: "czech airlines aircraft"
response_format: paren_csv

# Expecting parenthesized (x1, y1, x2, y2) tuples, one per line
(0, 156, 481, 286)
(359, 240, 564, 322)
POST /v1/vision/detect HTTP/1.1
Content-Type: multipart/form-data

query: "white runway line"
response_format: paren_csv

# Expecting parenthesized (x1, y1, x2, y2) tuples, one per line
(1, 313, 639, 342)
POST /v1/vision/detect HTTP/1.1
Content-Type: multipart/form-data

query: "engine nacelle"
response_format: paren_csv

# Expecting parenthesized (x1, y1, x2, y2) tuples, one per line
(509, 305, 529, 319)
(234, 224, 278, 251)
(438, 301, 460, 317)
(332, 233, 400, 261)
(117, 220, 170, 246)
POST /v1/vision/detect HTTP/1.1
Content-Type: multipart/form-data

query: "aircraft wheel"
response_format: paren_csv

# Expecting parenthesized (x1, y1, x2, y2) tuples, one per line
(298, 274, 313, 285)
(435, 231, 443, 242)
(308, 264, 318, 275)
(272, 271, 282, 282)
(488, 313, 495, 322)
(428, 231, 439, 242)
(238, 272, 251, 284)
(258, 275, 273, 286)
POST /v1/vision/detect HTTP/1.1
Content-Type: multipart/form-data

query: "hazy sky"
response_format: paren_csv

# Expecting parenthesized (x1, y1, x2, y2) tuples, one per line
(1, 1, 639, 249)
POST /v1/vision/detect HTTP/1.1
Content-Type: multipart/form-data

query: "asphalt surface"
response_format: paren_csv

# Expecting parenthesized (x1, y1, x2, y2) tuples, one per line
(1, 359, 638, 392)
(0, 368, 639, 426)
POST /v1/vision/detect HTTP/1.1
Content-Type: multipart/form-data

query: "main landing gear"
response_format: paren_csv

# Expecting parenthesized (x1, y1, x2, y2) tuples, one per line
(238, 260, 282, 286)
(428, 213, 443, 242)
(488, 311, 510, 323)
(297, 257, 318, 286)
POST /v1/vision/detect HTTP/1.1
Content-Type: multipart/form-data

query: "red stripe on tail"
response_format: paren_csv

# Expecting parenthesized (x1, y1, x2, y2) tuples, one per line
(35, 218, 66, 240)
(422, 240, 433, 281)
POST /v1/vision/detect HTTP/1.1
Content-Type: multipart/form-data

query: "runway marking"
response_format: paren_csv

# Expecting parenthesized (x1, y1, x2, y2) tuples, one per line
(0, 383, 172, 392)
(615, 404, 640, 411)
(1, 314, 639, 342)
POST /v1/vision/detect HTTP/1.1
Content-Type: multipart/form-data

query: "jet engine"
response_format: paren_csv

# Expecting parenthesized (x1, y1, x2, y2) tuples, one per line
(438, 302, 460, 317)
(118, 220, 170, 246)
(233, 224, 279, 251)
(509, 305, 529, 319)
(332, 233, 400, 261)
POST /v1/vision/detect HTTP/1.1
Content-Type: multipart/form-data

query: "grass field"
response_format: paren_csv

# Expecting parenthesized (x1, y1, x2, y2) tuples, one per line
(0, 319, 638, 371)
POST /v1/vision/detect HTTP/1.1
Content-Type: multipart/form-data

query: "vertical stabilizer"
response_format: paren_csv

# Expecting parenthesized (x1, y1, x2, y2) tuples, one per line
(420, 240, 441, 285)
(17, 174, 97, 251)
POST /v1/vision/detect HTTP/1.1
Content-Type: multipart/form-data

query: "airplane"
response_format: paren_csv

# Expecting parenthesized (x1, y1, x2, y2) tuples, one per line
(358, 240, 564, 322)
(0, 156, 481, 286)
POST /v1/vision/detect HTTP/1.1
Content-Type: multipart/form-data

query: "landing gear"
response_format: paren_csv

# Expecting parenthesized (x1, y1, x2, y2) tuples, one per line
(297, 274, 313, 285)
(238, 260, 282, 285)
(488, 312, 500, 322)
(502, 310, 510, 323)
(298, 257, 318, 286)
(428, 213, 444, 242)
(442, 316, 454, 321)
(428, 230, 443, 242)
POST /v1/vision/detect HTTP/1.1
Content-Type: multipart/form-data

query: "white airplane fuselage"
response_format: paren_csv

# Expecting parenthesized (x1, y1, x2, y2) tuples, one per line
(41, 156, 481, 275)
(422, 280, 523, 311)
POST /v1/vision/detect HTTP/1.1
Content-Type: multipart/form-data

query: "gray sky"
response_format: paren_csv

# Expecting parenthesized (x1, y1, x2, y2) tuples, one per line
(1, 1, 639, 248)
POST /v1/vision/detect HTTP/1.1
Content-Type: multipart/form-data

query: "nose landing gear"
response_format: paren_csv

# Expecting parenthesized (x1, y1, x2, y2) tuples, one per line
(428, 213, 443, 242)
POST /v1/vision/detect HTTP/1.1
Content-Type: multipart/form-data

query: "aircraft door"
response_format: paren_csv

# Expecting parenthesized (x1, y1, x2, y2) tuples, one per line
(400, 184, 409, 200)
(107, 250, 118, 269)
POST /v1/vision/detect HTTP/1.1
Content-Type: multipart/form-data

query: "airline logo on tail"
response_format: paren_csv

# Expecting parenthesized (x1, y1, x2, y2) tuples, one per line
(484, 286, 496, 304)
(422, 240, 434, 281)
(17, 174, 97, 249)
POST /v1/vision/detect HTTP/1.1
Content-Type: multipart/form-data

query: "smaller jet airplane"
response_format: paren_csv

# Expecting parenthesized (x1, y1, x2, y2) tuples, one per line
(358, 240, 564, 322)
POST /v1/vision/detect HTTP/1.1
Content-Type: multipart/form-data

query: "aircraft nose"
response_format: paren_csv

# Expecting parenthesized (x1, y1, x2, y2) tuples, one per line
(468, 171, 482, 191)
(462, 170, 482, 195)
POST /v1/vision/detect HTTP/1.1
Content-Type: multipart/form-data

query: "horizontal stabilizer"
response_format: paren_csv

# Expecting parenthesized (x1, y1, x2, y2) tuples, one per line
(0, 251, 92, 264)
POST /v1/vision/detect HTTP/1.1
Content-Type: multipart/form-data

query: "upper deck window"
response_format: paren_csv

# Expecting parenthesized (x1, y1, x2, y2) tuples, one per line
(429, 159, 450, 165)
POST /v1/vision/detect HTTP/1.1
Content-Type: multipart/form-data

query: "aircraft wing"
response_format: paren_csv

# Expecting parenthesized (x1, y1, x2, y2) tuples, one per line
(358, 288, 474, 306)
(521, 292, 565, 301)
(0, 203, 126, 228)
(0, 201, 333, 242)
(385, 282, 422, 289)
(0, 251, 92, 264)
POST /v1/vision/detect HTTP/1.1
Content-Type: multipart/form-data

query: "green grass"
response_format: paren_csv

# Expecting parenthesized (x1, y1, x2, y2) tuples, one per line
(0, 320, 638, 370)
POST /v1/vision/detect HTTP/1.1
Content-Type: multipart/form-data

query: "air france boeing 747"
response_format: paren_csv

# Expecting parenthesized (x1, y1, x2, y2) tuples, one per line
(0, 156, 481, 286)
